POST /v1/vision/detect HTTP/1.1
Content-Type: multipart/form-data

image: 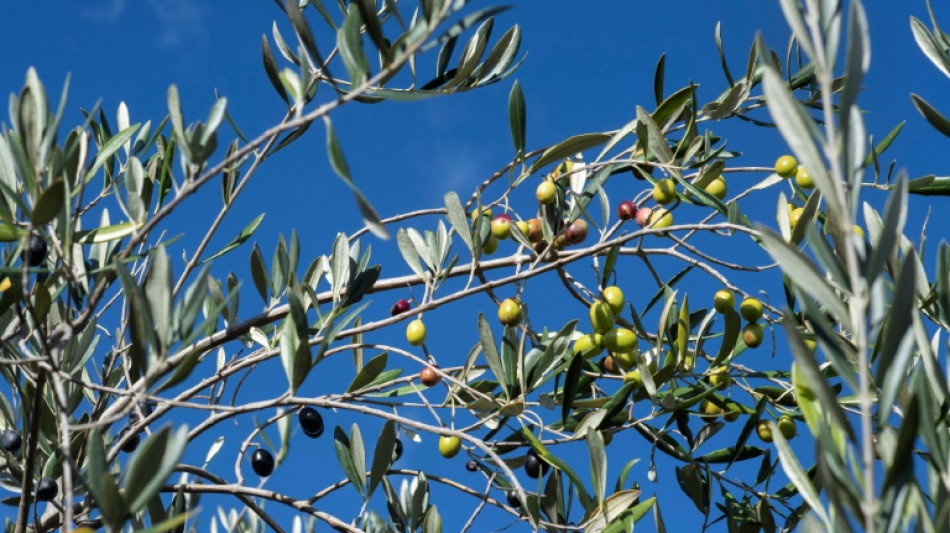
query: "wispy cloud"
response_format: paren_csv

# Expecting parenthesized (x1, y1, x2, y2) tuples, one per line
(80, 0, 126, 24)
(80, 0, 209, 50)
(146, 0, 209, 49)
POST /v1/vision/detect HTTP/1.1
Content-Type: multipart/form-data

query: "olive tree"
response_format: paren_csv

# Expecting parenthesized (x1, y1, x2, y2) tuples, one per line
(0, 0, 948, 531)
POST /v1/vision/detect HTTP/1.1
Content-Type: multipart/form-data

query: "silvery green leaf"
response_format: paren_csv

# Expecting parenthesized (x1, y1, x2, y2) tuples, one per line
(911, 16, 950, 78)
(761, 66, 840, 216)
(508, 80, 525, 155)
(124, 424, 189, 514)
(443, 191, 472, 254)
(397, 228, 425, 279)
(758, 225, 851, 327)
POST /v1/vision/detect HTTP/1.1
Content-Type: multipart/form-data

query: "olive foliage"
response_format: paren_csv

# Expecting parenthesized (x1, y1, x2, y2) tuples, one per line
(0, 1, 949, 532)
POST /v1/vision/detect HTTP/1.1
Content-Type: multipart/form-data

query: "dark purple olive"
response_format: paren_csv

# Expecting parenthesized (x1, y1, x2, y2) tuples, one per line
(392, 438, 403, 462)
(466, 459, 478, 472)
(523, 449, 549, 479)
(36, 477, 57, 501)
(251, 449, 275, 477)
(0, 429, 21, 453)
(118, 428, 139, 453)
(391, 299, 411, 316)
(506, 490, 521, 509)
(298, 407, 324, 438)
(23, 234, 47, 268)
(129, 401, 154, 424)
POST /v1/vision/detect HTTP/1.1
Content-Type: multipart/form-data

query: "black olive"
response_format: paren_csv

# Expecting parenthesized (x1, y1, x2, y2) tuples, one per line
(523, 449, 549, 479)
(392, 438, 403, 462)
(298, 407, 324, 438)
(0, 429, 22, 453)
(117, 427, 139, 453)
(36, 477, 58, 501)
(251, 449, 275, 477)
(22, 234, 47, 268)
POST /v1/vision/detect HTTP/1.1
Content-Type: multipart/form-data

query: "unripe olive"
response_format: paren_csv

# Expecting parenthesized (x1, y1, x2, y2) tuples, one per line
(774, 155, 798, 178)
(778, 415, 797, 439)
(602, 328, 636, 353)
(573, 333, 604, 358)
(439, 435, 462, 458)
(588, 301, 615, 334)
(491, 214, 513, 240)
(536, 181, 556, 205)
(526, 218, 544, 243)
(406, 320, 427, 346)
(795, 166, 814, 189)
(742, 322, 764, 348)
(482, 234, 499, 255)
(653, 179, 676, 205)
(635, 207, 653, 227)
(601, 286, 625, 315)
(613, 350, 637, 370)
(498, 298, 523, 326)
(739, 297, 764, 322)
(704, 176, 727, 200)
(713, 289, 735, 314)
(623, 370, 642, 387)
(648, 208, 673, 229)
(708, 366, 730, 390)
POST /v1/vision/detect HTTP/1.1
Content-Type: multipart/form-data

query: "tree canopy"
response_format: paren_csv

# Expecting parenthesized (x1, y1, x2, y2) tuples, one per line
(1, 1, 950, 532)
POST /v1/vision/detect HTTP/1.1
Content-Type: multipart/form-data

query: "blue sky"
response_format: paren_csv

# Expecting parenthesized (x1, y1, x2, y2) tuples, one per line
(2, 1, 950, 531)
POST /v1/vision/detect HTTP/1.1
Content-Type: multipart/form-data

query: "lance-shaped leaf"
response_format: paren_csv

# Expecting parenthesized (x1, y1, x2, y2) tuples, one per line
(866, 175, 906, 285)
(757, 225, 851, 328)
(588, 430, 607, 504)
(339, 3, 370, 86)
(86, 430, 127, 530)
(31, 179, 65, 226)
(85, 124, 141, 181)
(509, 80, 525, 155)
(368, 420, 396, 497)
(760, 66, 840, 216)
(205, 213, 265, 262)
(521, 428, 594, 512)
(635, 106, 673, 165)
(583, 490, 642, 532)
(145, 246, 172, 354)
(771, 419, 831, 528)
(911, 94, 950, 138)
(324, 117, 388, 239)
(334, 425, 366, 498)
(261, 36, 289, 105)
(529, 133, 609, 173)
(911, 16, 950, 79)
(347, 352, 387, 393)
(786, 318, 854, 444)
(280, 291, 311, 393)
(478, 313, 508, 399)
(115, 262, 155, 378)
(443, 191, 472, 254)
(249, 244, 269, 304)
(124, 424, 189, 514)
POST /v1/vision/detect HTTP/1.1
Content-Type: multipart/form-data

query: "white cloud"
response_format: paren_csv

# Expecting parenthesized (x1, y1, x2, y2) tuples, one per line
(81, 0, 208, 50)
(80, 0, 126, 24)
(146, 0, 209, 49)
